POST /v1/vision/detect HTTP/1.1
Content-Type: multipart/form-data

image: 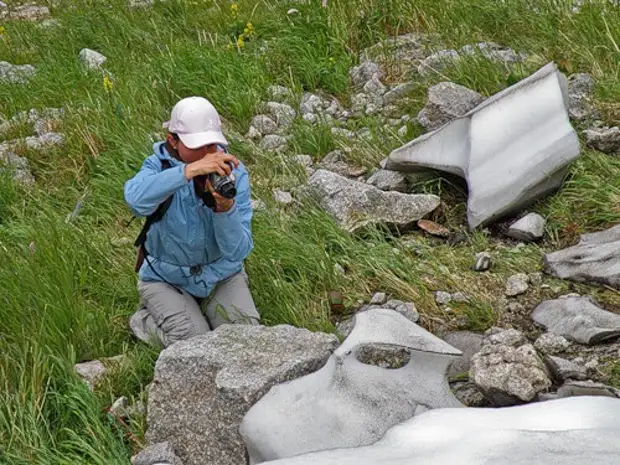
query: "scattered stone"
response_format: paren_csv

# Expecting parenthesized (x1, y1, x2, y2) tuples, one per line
(146, 325, 338, 465)
(261, 102, 297, 130)
(273, 189, 293, 205)
(333, 263, 345, 275)
(251, 114, 279, 135)
(567, 73, 598, 121)
(74, 356, 124, 391)
(486, 328, 527, 347)
(287, 8, 299, 15)
(349, 61, 383, 88)
(442, 331, 484, 377)
(381, 300, 419, 323)
(245, 125, 262, 141)
(459, 42, 526, 64)
(307, 169, 440, 233)
(507, 213, 545, 242)
(366, 169, 408, 192)
(532, 296, 620, 345)
(397, 125, 408, 138)
(534, 332, 571, 355)
(528, 272, 543, 287)
(417, 219, 450, 237)
(557, 380, 620, 399)
(9, 4, 50, 21)
(383, 82, 416, 105)
(260, 134, 288, 153)
(435, 291, 452, 305)
(251, 199, 266, 211)
(451, 381, 489, 407)
(300, 92, 329, 115)
(471, 342, 552, 406)
(369, 292, 387, 305)
(293, 154, 313, 167)
(568, 73, 595, 96)
(78, 48, 107, 70)
(505, 273, 529, 297)
(417, 49, 460, 77)
(110, 396, 130, 418)
(583, 126, 620, 155)
(544, 355, 588, 382)
(0, 61, 36, 84)
(362, 75, 387, 97)
(331, 127, 356, 139)
(474, 252, 492, 272)
(417, 82, 484, 132)
(131, 441, 183, 465)
(387, 63, 580, 230)
(267, 85, 294, 102)
(351, 93, 370, 114)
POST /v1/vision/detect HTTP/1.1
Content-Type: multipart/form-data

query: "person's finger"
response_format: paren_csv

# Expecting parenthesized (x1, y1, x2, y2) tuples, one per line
(219, 160, 232, 175)
(221, 152, 239, 167)
(205, 179, 216, 194)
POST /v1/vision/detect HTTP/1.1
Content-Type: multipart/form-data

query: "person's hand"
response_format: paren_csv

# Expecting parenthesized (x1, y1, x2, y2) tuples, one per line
(184, 151, 239, 181)
(205, 179, 235, 212)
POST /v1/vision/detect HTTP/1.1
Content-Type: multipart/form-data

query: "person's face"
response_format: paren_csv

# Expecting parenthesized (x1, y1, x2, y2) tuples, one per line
(167, 133, 218, 163)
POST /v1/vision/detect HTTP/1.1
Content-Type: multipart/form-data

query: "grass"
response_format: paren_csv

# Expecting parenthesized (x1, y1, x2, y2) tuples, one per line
(0, 0, 619, 463)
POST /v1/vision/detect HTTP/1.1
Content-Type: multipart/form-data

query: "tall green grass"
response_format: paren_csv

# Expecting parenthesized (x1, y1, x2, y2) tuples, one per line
(0, 0, 619, 462)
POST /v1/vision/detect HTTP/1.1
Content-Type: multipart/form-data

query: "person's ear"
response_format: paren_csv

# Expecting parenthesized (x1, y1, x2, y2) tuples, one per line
(166, 133, 178, 149)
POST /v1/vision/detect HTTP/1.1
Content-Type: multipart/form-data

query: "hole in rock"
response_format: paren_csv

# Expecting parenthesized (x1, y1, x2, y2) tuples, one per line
(355, 343, 411, 369)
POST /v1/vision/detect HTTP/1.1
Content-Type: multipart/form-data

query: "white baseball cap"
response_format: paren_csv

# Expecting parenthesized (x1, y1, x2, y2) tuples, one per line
(163, 96, 228, 149)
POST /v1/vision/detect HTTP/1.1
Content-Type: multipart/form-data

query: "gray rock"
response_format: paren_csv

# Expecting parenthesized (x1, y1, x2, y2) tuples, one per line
(506, 273, 529, 297)
(383, 82, 416, 105)
(262, 102, 297, 130)
(322, 150, 346, 164)
(302, 113, 317, 124)
(260, 397, 620, 465)
(273, 189, 293, 205)
(78, 48, 107, 69)
(267, 85, 294, 103)
(507, 213, 545, 241)
(74, 360, 107, 391)
(131, 441, 183, 465)
(110, 396, 130, 418)
(544, 225, 620, 288)
(128, 0, 155, 8)
(442, 331, 484, 378)
(459, 42, 526, 64)
(0, 61, 36, 84)
(417, 82, 484, 132)
(245, 125, 262, 141)
(357, 127, 373, 140)
(532, 296, 620, 345)
(391, 301, 419, 323)
(534, 332, 571, 355)
(471, 343, 552, 406)
(451, 292, 469, 303)
(567, 73, 598, 121)
(397, 126, 408, 138)
(557, 380, 620, 399)
(23, 133, 64, 150)
(435, 291, 452, 305)
(146, 324, 338, 465)
(451, 380, 488, 407)
(307, 169, 440, 233)
(9, 5, 50, 21)
(349, 61, 382, 88)
(362, 76, 387, 97)
(366, 169, 408, 192)
(369, 292, 387, 305)
(300, 92, 328, 115)
(260, 134, 288, 153)
(386, 63, 580, 230)
(350, 93, 369, 113)
(330, 127, 356, 139)
(474, 252, 492, 271)
(486, 328, 526, 347)
(583, 126, 620, 155)
(293, 154, 313, 167)
(251, 199, 266, 211)
(568, 73, 595, 96)
(545, 355, 588, 382)
(417, 49, 460, 76)
(240, 308, 463, 463)
(251, 114, 278, 135)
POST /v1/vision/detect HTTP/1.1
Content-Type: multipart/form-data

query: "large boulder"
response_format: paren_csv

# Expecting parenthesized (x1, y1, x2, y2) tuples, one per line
(256, 397, 620, 465)
(417, 82, 484, 131)
(307, 169, 439, 233)
(145, 325, 338, 465)
(386, 62, 580, 230)
(531, 296, 620, 345)
(240, 309, 463, 463)
(131, 442, 183, 465)
(543, 225, 620, 288)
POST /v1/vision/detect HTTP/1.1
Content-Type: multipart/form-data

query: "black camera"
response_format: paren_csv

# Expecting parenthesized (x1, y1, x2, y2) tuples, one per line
(208, 161, 237, 199)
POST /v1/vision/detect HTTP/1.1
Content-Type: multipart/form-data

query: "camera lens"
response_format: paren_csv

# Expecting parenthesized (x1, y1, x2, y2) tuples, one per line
(218, 181, 237, 199)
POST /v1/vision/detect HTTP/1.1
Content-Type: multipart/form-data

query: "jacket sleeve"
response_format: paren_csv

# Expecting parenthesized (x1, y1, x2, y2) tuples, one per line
(124, 156, 189, 216)
(211, 166, 254, 262)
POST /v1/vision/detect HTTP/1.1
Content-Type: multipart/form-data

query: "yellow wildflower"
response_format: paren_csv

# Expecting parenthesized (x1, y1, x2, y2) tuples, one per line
(103, 75, 113, 92)
(0, 26, 6, 36)
(227, 42, 234, 51)
(236, 35, 245, 49)
(245, 22, 255, 36)
(231, 2, 238, 19)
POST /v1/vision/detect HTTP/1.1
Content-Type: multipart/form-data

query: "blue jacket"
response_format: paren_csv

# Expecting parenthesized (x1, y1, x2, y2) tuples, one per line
(124, 142, 253, 298)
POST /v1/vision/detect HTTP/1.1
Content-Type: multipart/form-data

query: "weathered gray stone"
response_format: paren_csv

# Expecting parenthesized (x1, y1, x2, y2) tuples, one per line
(293, 154, 313, 167)
(532, 296, 620, 344)
(435, 291, 452, 305)
(245, 125, 262, 141)
(257, 397, 620, 465)
(544, 225, 620, 288)
(260, 134, 288, 152)
(362, 75, 387, 97)
(451, 381, 488, 407)
(568, 73, 595, 96)
(567, 73, 598, 121)
(351, 93, 370, 114)
(251, 114, 279, 135)
(507, 213, 545, 242)
(442, 331, 484, 378)
(366, 169, 408, 192)
(307, 169, 440, 233)
(417, 49, 460, 77)
(251, 199, 266, 211)
(261, 102, 297, 130)
(0, 61, 36, 84)
(146, 325, 338, 465)
(240, 308, 463, 463)
(109, 396, 130, 418)
(369, 292, 387, 305)
(8, 5, 50, 21)
(397, 126, 408, 138)
(383, 82, 416, 105)
(349, 61, 383, 88)
(131, 441, 183, 465)
(273, 189, 293, 205)
(506, 273, 529, 297)
(417, 82, 484, 132)
(74, 360, 107, 391)
(534, 332, 571, 355)
(485, 328, 526, 347)
(557, 380, 620, 399)
(79, 48, 107, 69)
(583, 126, 620, 155)
(386, 63, 580, 230)
(471, 342, 552, 406)
(459, 42, 527, 64)
(300, 92, 328, 115)
(474, 252, 492, 271)
(267, 85, 294, 103)
(331, 127, 356, 139)
(545, 355, 588, 382)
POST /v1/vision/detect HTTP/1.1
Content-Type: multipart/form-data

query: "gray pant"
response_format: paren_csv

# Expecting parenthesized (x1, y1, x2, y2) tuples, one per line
(129, 271, 259, 347)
